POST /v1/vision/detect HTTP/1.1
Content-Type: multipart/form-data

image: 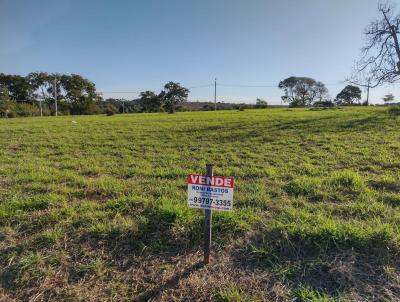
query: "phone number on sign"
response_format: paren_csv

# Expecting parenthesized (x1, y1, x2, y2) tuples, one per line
(192, 197, 231, 207)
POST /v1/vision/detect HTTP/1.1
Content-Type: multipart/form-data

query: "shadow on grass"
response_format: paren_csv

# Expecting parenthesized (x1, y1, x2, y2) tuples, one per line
(134, 261, 204, 302)
(76, 204, 205, 263)
(336, 113, 389, 131)
(275, 111, 390, 134)
(231, 225, 400, 300)
(176, 112, 390, 146)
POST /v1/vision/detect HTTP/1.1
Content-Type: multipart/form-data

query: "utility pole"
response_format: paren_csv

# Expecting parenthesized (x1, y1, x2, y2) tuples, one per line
(348, 78, 372, 106)
(40, 88, 45, 117)
(39, 98, 43, 117)
(214, 78, 217, 111)
(54, 77, 58, 116)
(122, 99, 125, 113)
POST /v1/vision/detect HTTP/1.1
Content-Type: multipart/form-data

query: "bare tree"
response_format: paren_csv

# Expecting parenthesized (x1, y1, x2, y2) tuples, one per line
(351, 1, 400, 88)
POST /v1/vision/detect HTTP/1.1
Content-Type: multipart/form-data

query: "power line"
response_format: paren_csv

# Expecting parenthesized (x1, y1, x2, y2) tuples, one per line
(217, 82, 345, 88)
(100, 84, 213, 94)
(188, 84, 214, 89)
(218, 83, 276, 88)
(101, 82, 345, 93)
(99, 80, 350, 100)
(100, 89, 144, 94)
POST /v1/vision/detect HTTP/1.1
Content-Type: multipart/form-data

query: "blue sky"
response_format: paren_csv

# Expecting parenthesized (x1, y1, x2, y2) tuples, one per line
(0, 0, 399, 104)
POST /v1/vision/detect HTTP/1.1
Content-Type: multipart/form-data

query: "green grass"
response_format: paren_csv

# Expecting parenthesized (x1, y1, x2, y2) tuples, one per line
(0, 107, 399, 301)
(214, 286, 259, 302)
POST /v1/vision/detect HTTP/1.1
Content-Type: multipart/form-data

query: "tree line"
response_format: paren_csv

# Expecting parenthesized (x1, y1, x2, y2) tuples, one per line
(0, 71, 373, 118)
(0, 72, 190, 117)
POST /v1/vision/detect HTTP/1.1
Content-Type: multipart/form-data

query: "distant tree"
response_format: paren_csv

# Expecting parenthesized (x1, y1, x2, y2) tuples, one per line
(60, 74, 102, 115)
(0, 86, 9, 102)
(278, 76, 328, 107)
(383, 93, 395, 103)
(0, 73, 33, 101)
(160, 82, 189, 113)
(335, 85, 362, 105)
(351, 1, 400, 87)
(139, 91, 162, 112)
(256, 98, 268, 106)
(314, 81, 330, 102)
(28, 72, 65, 114)
(0, 72, 104, 116)
(0, 86, 16, 117)
(28, 72, 53, 100)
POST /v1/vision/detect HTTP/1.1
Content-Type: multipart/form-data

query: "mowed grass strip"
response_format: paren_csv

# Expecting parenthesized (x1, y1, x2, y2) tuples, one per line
(0, 107, 399, 301)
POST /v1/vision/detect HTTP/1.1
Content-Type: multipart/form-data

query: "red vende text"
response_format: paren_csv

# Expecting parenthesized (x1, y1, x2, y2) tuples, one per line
(187, 174, 234, 188)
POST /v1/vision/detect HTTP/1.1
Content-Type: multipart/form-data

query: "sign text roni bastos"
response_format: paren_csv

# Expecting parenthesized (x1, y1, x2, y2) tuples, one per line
(187, 174, 234, 211)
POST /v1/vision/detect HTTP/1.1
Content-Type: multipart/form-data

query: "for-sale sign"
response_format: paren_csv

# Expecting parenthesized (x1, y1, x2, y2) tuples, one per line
(187, 174, 234, 211)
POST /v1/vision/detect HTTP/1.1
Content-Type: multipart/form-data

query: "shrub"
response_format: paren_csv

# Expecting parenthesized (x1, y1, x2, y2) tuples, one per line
(7, 111, 16, 118)
(175, 105, 188, 112)
(388, 105, 400, 117)
(104, 106, 116, 116)
(16, 103, 40, 117)
(202, 104, 215, 111)
(237, 103, 248, 111)
(0, 99, 17, 118)
(70, 100, 101, 115)
(41, 107, 51, 116)
(56, 100, 72, 115)
(313, 100, 335, 107)
(84, 102, 102, 115)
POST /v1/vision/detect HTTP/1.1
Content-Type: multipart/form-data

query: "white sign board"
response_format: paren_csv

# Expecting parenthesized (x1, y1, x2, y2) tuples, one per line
(187, 174, 234, 211)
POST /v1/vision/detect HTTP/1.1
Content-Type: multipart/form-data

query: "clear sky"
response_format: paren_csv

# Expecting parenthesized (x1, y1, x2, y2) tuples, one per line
(0, 0, 399, 104)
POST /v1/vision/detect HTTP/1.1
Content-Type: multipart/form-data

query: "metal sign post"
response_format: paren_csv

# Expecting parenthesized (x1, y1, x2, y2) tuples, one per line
(204, 164, 213, 264)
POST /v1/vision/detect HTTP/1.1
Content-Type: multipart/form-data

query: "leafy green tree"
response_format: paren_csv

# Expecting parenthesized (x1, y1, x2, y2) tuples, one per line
(60, 74, 101, 115)
(314, 81, 329, 102)
(278, 77, 328, 107)
(0, 73, 33, 101)
(28, 72, 65, 114)
(28, 72, 52, 100)
(383, 93, 395, 103)
(0, 86, 8, 101)
(139, 91, 162, 112)
(335, 85, 362, 105)
(160, 82, 189, 113)
(256, 98, 268, 106)
(0, 86, 16, 117)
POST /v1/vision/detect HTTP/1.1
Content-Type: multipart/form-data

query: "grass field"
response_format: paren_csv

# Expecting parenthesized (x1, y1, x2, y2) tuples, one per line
(0, 107, 399, 301)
